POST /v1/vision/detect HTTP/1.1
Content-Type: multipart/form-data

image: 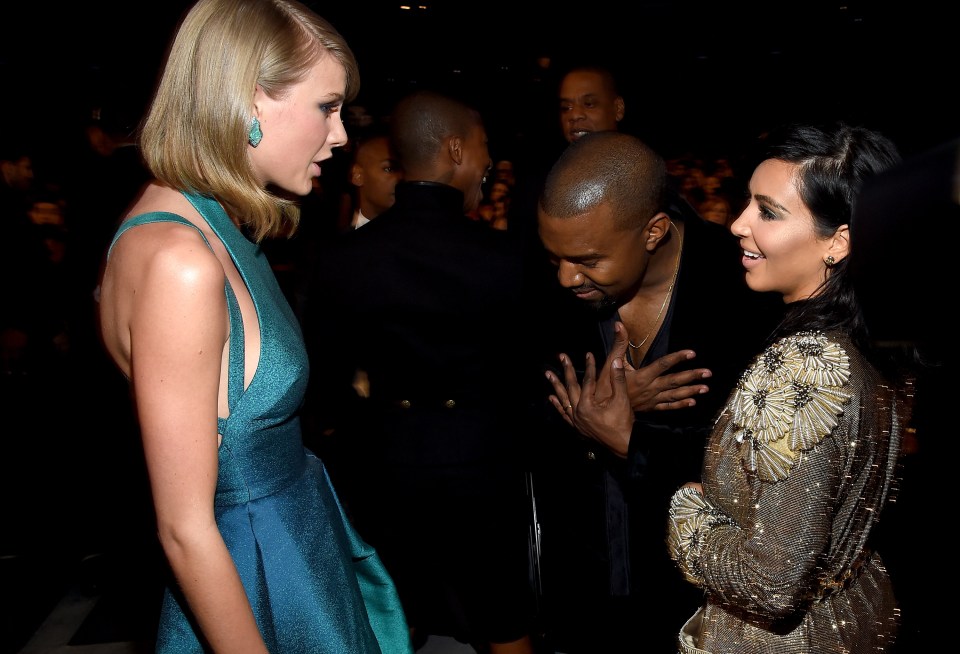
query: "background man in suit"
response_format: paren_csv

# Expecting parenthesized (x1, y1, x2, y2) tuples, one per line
(303, 90, 537, 654)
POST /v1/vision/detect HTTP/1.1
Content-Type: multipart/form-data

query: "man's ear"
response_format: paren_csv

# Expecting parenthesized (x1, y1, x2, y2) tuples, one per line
(644, 212, 672, 251)
(447, 135, 464, 165)
(828, 224, 851, 263)
(350, 163, 363, 187)
(615, 96, 625, 123)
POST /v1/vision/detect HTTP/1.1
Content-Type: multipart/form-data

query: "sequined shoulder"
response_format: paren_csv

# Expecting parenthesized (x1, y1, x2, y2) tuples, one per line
(729, 331, 852, 481)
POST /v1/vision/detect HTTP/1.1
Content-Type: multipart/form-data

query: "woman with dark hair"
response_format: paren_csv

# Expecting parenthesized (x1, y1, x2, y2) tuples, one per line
(667, 122, 916, 652)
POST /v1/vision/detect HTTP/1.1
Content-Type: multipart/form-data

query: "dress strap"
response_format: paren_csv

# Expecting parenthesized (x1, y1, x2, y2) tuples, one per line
(107, 209, 245, 431)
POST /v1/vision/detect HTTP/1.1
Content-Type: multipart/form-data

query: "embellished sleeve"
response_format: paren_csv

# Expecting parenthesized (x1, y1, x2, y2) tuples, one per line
(667, 486, 735, 587)
(669, 331, 861, 617)
(731, 331, 851, 482)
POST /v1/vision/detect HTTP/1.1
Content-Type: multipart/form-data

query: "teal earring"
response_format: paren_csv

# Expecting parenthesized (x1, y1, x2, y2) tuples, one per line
(248, 117, 263, 147)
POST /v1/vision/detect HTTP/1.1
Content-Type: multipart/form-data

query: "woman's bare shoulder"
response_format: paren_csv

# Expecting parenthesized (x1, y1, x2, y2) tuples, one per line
(108, 184, 222, 288)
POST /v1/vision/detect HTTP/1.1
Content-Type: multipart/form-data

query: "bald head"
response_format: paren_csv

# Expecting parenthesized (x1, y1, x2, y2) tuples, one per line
(539, 131, 666, 230)
(390, 90, 484, 179)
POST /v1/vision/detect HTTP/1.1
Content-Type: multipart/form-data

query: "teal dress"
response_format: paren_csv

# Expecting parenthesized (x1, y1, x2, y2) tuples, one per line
(107, 192, 411, 654)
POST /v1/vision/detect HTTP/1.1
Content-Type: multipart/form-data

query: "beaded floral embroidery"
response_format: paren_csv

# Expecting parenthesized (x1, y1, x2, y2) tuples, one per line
(667, 487, 736, 586)
(730, 331, 852, 482)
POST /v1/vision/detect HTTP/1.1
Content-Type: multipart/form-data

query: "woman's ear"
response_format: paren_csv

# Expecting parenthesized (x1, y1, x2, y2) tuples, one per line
(828, 225, 851, 264)
(252, 83, 266, 112)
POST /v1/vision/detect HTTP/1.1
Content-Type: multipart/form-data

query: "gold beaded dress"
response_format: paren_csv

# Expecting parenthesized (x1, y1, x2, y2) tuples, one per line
(668, 330, 912, 653)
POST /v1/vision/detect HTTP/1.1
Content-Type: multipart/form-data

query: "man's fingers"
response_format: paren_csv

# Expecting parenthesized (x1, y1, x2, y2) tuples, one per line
(548, 395, 575, 424)
(660, 383, 709, 402)
(581, 352, 598, 396)
(611, 354, 627, 385)
(611, 321, 630, 360)
(660, 369, 712, 390)
(650, 349, 698, 373)
(558, 353, 582, 406)
(545, 370, 567, 399)
(560, 353, 579, 384)
(654, 397, 700, 411)
(596, 322, 633, 383)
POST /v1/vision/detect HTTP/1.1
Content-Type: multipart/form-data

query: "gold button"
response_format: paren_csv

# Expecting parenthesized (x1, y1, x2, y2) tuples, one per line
(400, 399, 411, 409)
(444, 399, 456, 409)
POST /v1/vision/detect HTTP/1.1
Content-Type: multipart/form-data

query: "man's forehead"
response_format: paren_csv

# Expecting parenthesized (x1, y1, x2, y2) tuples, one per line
(561, 73, 611, 94)
(539, 202, 619, 235)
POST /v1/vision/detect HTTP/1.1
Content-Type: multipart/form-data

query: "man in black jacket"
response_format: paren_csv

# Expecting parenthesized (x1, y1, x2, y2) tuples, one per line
(302, 90, 537, 654)
(532, 131, 784, 653)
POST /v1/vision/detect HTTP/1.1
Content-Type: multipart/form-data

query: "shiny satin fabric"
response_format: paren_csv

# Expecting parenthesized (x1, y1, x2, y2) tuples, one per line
(109, 193, 411, 653)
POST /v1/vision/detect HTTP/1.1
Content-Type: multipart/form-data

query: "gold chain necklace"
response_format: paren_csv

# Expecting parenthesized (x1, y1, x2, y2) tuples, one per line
(628, 221, 683, 354)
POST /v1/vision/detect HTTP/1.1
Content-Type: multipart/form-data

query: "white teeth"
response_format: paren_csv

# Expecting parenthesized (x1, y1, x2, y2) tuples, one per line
(743, 250, 762, 259)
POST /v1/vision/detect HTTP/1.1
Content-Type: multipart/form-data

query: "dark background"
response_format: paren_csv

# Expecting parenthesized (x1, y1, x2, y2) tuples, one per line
(1, 2, 948, 651)
(6, 0, 958, 177)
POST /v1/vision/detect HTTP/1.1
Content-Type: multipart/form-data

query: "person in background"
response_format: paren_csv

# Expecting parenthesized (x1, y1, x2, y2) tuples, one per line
(558, 64, 625, 145)
(698, 194, 733, 226)
(536, 131, 783, 652)
(514, 63, 634, 372)
(665, 122, 914, 653)
(303, 89, 537, 654)
(345, 126, 402, 229)
(95, 0, 410, 651)
(513, 62, 627, 246)
(274, 124, 400, 309)
(298, 126, 401, 500)
(474, 178, 512, 230)
(492, 158, 516, 190)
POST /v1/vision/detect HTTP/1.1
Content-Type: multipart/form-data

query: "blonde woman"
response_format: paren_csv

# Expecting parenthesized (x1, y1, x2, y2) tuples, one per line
(97, 0, 410, 651)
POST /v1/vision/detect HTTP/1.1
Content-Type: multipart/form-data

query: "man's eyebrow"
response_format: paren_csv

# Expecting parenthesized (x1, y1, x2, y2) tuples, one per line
(563, 253, 603, 263)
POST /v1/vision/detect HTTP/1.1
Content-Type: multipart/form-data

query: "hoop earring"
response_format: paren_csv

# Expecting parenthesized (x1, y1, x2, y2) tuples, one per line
(248, 117, 263, 148)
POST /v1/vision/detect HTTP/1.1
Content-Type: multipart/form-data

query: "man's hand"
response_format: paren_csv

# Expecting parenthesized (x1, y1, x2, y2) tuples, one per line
(606, 321, 713, 412)
(545, 322, 715, 458)
(546, 346, 634, 457)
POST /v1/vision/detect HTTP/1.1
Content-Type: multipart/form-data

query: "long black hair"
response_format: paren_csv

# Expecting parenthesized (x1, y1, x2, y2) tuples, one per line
(754, 123, 902, 362)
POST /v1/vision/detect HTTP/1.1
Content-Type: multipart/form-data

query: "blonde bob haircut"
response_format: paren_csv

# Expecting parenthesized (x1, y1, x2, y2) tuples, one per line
(140, 0, 360, 241)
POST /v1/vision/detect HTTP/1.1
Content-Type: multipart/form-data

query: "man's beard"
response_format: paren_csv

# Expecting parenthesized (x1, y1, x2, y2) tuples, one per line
(573, 286, 617, 312)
